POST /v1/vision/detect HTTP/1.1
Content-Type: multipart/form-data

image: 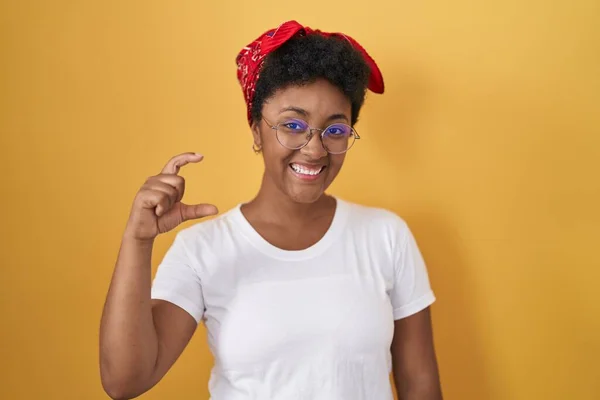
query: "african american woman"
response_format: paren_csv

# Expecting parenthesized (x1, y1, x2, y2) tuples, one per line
(100, 20, 443, 400)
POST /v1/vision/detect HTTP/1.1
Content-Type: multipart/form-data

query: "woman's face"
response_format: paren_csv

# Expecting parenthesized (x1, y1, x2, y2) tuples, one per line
(253, 79, 352, 204)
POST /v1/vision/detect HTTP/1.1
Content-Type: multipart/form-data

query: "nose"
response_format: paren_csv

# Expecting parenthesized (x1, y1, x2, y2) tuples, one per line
(300, 130, 328, 158)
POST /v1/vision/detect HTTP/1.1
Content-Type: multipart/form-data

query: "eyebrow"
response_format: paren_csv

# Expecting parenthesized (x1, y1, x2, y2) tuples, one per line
(278, 106, 349, 122)
(278, 106, 309, 116)
(326, 113, 349, 123)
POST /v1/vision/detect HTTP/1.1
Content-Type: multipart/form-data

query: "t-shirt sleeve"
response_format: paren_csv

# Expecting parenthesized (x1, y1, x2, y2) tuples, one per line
(151, 234, 205, 323)
(390, 222, 436, 320)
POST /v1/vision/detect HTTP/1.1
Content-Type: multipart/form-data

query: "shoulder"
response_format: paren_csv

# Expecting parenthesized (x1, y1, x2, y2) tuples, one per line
(339, 199, 416, 268)
(339, 198, 415, 250)
(163, 205, 246, 271)
(338, 198, 412, 247)
(341, 198, 409, 232)
(173, 205, 241, 247)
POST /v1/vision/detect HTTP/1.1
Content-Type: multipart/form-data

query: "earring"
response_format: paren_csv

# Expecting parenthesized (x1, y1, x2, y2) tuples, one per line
(252, 143, 262, 154)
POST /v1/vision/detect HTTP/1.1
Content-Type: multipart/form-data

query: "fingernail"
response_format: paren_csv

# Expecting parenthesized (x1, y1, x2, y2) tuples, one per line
(194, 153, 203, 157)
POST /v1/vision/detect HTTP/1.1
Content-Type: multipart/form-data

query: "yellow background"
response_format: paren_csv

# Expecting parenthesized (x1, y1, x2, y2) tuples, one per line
(1, 1, 599, 399)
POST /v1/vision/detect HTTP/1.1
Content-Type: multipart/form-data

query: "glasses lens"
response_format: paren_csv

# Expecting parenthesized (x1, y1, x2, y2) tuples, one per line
(322, 124, 356, 154)
(276, 120, 309, 149)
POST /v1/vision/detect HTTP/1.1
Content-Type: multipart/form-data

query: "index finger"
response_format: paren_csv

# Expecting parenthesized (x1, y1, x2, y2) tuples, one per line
(161, 152, 203, 175)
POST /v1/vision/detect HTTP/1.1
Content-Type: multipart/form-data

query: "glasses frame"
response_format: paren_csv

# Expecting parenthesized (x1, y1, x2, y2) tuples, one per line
(262, 116, 361, 155)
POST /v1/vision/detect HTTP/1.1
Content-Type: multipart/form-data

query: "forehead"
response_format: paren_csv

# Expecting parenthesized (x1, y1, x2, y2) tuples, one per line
(263, 79, 351, 118)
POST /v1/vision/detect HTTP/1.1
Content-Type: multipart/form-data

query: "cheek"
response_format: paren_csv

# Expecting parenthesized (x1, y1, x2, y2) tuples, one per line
(323, 155, 345, 182)
(262, 144, 295, 171)
(329, 154, 346, 171)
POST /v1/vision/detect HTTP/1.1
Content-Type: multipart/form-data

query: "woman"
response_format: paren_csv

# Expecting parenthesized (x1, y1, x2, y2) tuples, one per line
(100, 20, 443, 400)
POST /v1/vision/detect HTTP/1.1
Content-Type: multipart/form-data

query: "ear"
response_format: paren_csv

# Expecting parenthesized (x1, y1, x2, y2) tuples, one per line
(251, 119, 262, 147)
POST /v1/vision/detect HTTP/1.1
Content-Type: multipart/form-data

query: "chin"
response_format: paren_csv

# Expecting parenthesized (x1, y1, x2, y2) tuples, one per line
(285, 186, 326, 204)
(270, 165, 339, 204)
(288, 190, 324, 204)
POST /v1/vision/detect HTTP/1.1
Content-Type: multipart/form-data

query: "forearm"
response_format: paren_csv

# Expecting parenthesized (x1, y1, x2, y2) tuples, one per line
(398, 387, 443, 400)
(99, 237, 158, 396)
(392, 309, 443, 400)
(395, 374, 443, 400)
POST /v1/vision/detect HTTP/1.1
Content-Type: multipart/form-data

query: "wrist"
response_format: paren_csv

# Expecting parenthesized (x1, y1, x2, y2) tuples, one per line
(122, 231, 156, 248)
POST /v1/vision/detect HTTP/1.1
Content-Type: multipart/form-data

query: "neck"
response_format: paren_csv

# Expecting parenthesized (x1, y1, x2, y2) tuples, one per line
(246, 174, 335, 226)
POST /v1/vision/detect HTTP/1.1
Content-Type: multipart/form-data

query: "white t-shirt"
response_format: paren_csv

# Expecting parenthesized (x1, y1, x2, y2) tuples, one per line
(151, 198, 435, 400)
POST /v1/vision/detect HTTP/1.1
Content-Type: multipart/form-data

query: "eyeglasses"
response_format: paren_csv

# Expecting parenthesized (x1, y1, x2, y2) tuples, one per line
(262, 117, 360, 154)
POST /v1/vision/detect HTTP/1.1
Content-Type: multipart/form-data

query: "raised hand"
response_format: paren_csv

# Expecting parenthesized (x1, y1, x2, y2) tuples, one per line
(124, 153, 218, 241)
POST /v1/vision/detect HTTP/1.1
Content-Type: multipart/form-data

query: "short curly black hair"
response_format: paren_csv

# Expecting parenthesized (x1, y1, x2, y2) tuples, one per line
(251, 33, 371, 126)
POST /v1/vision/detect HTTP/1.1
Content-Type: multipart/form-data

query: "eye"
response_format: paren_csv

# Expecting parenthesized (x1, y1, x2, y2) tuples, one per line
(283, 122, 303, 130)
(280, 120, 308, 134)
(325, 124, 351, 137)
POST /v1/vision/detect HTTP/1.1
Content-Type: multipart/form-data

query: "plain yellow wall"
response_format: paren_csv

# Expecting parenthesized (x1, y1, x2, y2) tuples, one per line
(1, 1, 599, 399)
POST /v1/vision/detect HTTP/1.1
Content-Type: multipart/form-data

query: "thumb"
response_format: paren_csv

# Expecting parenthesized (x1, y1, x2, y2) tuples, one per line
(180, 203, 219, 221)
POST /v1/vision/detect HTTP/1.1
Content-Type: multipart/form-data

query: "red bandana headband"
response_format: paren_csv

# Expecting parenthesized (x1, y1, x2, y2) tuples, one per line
(236, 20, 385, 125)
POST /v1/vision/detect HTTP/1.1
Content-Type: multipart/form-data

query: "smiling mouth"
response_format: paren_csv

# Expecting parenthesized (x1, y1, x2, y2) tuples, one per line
(289, 163, 326, 177)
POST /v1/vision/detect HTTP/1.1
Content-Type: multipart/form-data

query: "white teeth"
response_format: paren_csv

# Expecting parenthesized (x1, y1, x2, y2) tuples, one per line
(291, 163, 323, 176)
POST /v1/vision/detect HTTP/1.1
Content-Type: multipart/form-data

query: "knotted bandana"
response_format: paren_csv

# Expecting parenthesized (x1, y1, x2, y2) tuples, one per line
(236, 20, 385, 125)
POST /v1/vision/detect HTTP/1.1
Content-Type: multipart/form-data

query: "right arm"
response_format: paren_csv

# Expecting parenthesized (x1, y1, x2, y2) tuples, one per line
(99, 153, 218, 400)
